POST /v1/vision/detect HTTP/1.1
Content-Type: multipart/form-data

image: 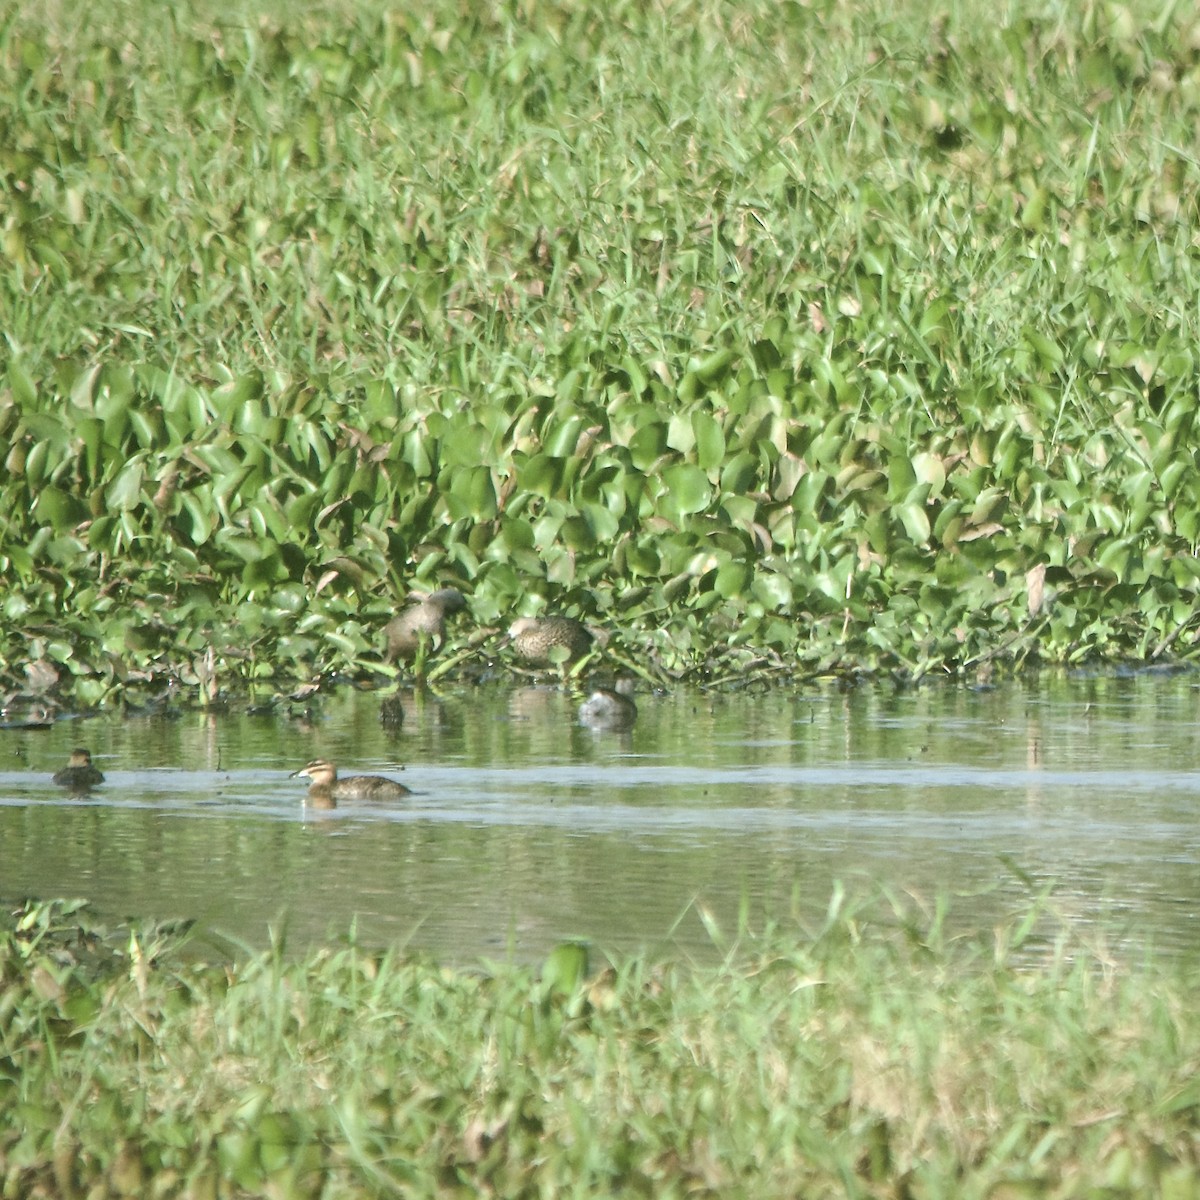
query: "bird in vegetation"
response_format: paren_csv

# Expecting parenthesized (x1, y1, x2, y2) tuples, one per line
(384, 587, 467, 663)
(507, 617, 594, 667)
(289, 758, 412, 804)
(53, 748, 105, 790)
(579, 680, 638, 730)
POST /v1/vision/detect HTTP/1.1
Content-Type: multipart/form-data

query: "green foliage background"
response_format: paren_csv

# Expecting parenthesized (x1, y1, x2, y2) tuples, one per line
(4, 0, 1200, 701)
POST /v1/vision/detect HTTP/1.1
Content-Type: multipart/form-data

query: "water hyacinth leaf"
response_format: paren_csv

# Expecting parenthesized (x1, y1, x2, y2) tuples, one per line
(3, 544, 34, 579)
(887, 454, 918, 499)
(45, 534, 88, 565)
(519, 453, 563, 498)
(752, 572, 793, 609)
(560, 516, 596, 552)
(179, 495, 215, 544)
(661, 464, 711, 515)
(271, 584, 308, 614)
(69, 362, 103, 410)
(8, 359, 36, 407)
(247, 500, 288, 543)
(285, 489, 322, 530)
(694, 347, 738, 386)
(714, 559, 751, 598)
(667, 412, 695, 455)
(629, 421, 668, 471)
(440, 421, 489, 469)
(105, 461, 144, 511)
(911, 452, 946, 495)
(1176, 508, 1200, 544)
(398, 429, 434, 476)
(129, 407, 165, 449)
(218, 371, 266, 414)
(1097, 537, 1137, 580)
(720, 450, 758, 495)
(444, 466, 498, 520)
(495, 514, 536, 551)
(217, 534, 274, 565)
(23, 438, 52, 486)
(624, 540, 660, 576)
(34, 485, 87, 530)
(693, 412, 726, 471)
(545, 546, 575, 585)
(543, 413, 586, 458)
(243, 552, 286, 589)
(720, 494, 759, 529)
(76, 416, 105, 480)
(896, 501, 931, 544)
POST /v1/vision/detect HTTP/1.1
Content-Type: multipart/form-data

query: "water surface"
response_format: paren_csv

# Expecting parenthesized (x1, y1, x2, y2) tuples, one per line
(4, 672, 1199, 963)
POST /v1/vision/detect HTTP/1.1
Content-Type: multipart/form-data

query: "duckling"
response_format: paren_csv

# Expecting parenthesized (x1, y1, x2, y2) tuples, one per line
(507, 617, 594, 667)
(579, 680, 638, 730)
(289, 758, 412, 803)
(53, 748, 105, 790)
(384, 587, 467, 663)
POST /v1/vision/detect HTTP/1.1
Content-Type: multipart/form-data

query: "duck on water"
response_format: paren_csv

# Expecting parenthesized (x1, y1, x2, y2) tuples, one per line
(290, 758, 412, 807)
(53, 748, 105, 790)
(579, 680, 638, 730)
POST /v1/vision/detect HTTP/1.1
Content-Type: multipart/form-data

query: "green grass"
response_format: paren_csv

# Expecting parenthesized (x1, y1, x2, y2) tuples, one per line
(3, 895, 1200, 1198)
(4, 0, 1200, 705)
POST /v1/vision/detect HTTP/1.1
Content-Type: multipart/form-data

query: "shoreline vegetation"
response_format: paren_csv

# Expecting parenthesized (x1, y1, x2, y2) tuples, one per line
(3, 894, 1200, 1197)
(4, 1, 1200, 708)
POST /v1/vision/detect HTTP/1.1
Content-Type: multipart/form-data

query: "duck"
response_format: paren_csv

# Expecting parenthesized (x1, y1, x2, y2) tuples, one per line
(53, 748, 105, 790)
(384, 587, 467, 663)
(579, 680, 638, 730)
(507, 617, 594, 667)
(289, 758, 412, 804)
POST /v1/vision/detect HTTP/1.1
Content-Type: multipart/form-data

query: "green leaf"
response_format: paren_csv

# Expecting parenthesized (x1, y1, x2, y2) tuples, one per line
(519, 453, 564, 498)
(444, 466, 498, 520)
(693, 412, 726, 471)
(896, 501, 931, 544)
(661, 464, 711, 515)
(714, 560, 751, 598)
(720, 450, 758, 494)
(34, 486, 87, 531)
(106, 461, 145, 512)
(693, 347, 738, 385)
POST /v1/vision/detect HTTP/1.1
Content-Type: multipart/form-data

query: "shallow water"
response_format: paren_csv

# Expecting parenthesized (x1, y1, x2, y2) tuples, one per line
(4, 671, 1200, 963)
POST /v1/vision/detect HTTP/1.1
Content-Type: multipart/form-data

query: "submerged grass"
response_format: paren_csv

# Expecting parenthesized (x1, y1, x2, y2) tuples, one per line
(4, 0, 1200, 704)
(3, 895, 1200, 1197)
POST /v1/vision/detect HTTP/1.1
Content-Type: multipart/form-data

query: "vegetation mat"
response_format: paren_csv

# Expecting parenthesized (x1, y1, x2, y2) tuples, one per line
(4, 0, 1200, 706)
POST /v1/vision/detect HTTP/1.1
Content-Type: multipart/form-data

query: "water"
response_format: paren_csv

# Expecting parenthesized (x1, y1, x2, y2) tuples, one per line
(3, 671, 1200, 963)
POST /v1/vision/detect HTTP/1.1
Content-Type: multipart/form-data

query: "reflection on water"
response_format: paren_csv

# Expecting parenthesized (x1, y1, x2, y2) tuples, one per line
(3, 671, 1200, 963)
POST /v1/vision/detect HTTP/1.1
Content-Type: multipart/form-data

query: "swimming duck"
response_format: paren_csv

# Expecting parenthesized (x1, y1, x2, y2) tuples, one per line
(507, 617, 594, 667)
(384, 587, 467, 662)
(289, 758, 412, 803)
(53, 748, 105, 790)
(579, 680, 638, 730)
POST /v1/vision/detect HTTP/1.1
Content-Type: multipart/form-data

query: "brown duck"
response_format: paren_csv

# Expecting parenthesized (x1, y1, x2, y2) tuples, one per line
(290, 758, 412, 805)
(53, 748, 105, 790)
(384, 587, 467, 662)
(507, 617, 594, 667)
